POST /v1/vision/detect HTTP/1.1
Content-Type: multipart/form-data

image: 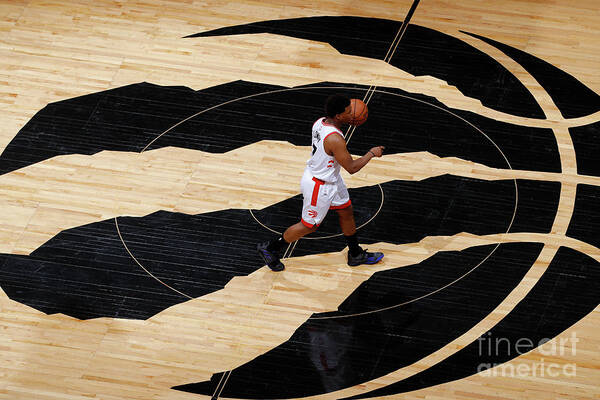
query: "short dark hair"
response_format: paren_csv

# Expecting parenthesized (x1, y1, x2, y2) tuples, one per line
(325, 95, 350, 118)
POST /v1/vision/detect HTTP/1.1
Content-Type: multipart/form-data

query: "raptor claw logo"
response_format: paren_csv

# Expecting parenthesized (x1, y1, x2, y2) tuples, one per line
(0, 15, 599, 400)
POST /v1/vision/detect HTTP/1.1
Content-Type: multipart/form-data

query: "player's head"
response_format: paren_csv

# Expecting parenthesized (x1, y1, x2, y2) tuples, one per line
(325, 95, 351, 119)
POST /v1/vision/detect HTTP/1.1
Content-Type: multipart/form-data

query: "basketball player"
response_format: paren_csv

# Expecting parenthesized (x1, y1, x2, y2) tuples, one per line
(257, 95, 385, 271)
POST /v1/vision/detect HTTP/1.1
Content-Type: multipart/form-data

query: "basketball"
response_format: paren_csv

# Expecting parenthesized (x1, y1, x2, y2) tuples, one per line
(349, 98, 368, 125)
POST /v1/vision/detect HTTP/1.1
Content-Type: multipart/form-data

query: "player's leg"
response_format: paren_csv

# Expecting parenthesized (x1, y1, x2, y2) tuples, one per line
(257, 171, 326, 271)
(283, 221, 318, 243)
(331, 182, 383, 266)
(335, 204, 356, 236)
(257, 220, 317, 271)
(332, 204, 363, 260)
(271, 174, 328, 250)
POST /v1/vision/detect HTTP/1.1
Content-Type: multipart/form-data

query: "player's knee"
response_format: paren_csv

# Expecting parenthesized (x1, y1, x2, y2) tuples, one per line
(299, 221, 319, 233)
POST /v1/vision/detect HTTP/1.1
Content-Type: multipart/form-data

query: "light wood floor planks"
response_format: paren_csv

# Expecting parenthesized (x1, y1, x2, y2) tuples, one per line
(0, 1, 599, 399)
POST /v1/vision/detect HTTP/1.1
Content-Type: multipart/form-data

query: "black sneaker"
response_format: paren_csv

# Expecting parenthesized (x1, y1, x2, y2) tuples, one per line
(347, 249, 384, 266)
(257, 242, 285, 271)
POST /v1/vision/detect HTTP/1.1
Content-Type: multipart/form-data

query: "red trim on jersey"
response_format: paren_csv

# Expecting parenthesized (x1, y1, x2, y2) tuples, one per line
(301, 218, 320, 228)
(323, 131, 343, 142)
(311, 176, 325, 206)
(330, 199, 352, 210)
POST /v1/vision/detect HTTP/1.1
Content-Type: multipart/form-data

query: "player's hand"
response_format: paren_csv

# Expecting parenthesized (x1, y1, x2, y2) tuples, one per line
(369, 146, 385, 157)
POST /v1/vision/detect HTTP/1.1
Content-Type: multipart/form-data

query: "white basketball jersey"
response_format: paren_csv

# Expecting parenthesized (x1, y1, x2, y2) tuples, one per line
(306, 118, 344, 182)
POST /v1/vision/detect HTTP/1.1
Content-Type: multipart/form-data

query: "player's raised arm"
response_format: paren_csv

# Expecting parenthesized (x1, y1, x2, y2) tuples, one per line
(325, 134, 384, 175)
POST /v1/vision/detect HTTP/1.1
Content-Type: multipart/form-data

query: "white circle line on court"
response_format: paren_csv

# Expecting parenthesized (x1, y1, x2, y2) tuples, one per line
(115, 85, 518, 315)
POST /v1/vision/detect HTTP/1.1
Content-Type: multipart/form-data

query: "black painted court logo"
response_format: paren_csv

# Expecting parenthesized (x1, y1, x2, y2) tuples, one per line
(0, 15, 599, 400)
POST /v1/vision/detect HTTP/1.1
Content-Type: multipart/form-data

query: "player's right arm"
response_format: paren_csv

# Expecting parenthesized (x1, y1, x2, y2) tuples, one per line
(324, 134, 384, 175)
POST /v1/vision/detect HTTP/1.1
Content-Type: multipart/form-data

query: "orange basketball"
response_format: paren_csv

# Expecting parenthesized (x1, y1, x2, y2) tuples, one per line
(349, 98, 368, 126)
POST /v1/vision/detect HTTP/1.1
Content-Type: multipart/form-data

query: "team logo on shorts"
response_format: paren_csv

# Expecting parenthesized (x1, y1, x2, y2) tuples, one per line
(308, 210, 318, 218)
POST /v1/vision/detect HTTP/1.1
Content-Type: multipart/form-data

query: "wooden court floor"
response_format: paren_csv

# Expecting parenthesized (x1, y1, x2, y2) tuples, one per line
(0, 1, 599, 399)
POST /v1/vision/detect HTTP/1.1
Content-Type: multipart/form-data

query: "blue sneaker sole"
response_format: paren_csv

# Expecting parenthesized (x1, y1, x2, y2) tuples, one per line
(348, 253, 384, 266)
(365, 254, 384, 264)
